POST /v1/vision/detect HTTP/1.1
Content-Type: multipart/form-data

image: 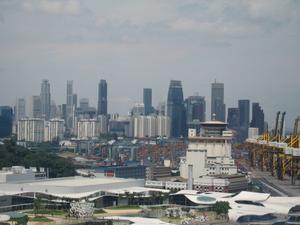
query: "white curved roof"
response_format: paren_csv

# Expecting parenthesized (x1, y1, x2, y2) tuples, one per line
(232, 191, 270, 202)
(0, 215, 10, 222)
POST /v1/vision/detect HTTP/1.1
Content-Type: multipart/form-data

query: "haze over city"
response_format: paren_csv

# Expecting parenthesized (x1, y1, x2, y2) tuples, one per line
(1, 0, 300, 128)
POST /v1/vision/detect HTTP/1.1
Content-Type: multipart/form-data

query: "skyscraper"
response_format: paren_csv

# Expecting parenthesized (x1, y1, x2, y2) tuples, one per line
(40, 79, 51, 120)
(97, 79, 107, 115)
(66, 80, 74, 129)
(15, 98, 26, 121)
(143, 88, 152, 115)
(0, 106, 13, 138)
(251, 102, 265, 134)
(31, 96, 42, 118)
(167, 80, 186, 137)
(238, 99, 250, 142)
(211, 81, 225, 122)
(185, 95, 206, 123)
(80, 98, 89, 111)
(227, 108, 240, 129)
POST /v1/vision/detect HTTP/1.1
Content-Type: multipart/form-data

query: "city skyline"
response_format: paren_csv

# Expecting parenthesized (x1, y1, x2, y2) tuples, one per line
(0, 1, 300, 128)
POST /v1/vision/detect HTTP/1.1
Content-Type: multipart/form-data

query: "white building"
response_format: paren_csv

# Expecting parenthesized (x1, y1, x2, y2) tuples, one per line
(17, 118, 45, 143)
(133, 115, 170, 138)
(77, 119, 102, 139)
(248, 127, 259, 139)
(48, 118, 65, 141)
(157, 116, 170, 137)
(98, 115, 108, 134)
(180, 120, 237, 179)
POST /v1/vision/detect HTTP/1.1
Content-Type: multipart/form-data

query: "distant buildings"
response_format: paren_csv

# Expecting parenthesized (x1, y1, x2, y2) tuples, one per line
(17, 118, 45, 143)
(133, 115, 170, 138)
(238, 100, 250, 142)
(79, 98, 89, 111)
(143, 88, 152, 115)
(0, 106, 13, 138)
(97, 79, 107, 115)
(251, 102, 265, 134)
(40, 80, 51, 120)
(211, 81, 225, 122)
(167, 80, 186, 137)
(15, 98, 26, 121)
(185, 95, 206, 132)
(66, 80, 74, 130)
(131, 103, 145, 116)
(31, 96, 42, 118)
(47, 118, 65, 141)
(77, 117, 107, 139)
(227, 108, 240, 129)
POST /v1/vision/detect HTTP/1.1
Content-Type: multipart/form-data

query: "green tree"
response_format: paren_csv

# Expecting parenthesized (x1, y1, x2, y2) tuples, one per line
(33, 197, 43, 217)
(213, 201, 231, 218)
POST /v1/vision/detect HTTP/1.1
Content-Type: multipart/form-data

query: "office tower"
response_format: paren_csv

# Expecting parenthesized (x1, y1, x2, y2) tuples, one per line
(238, 99, 250, 142)
(98, 115, 108, 134)
(227, 108, 240, 129)
(40, 79, 51, 120)
(73, 94, 77, 109)
(66, 80, 74, 129)
(143, 88, 152, 115)
(131, 103, 145, 116)
(0, 106, 13, 138)
(97, 79, 107, 115)
(211, 81, 225, 122)
(17, 118, 45, 143)
(80, 98, 89, 111)
(62, 104, 67, 122)
(251, 102, 265, 134)
(31, 96, 42, 118)
(50, 100, 57, 119)
(167, 80, 186, 137)
(185, 95, 206, 123)
(15, 98, 26, 121)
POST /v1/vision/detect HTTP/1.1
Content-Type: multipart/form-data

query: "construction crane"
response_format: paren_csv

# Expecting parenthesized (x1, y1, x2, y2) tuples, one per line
(293, 116, 300, 136)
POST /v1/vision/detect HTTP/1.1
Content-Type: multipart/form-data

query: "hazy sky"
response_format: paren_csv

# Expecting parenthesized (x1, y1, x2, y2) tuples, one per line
(0, 0, 299, 129)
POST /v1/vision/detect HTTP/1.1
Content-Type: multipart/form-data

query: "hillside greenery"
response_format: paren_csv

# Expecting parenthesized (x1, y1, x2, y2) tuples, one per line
(0, 139, 76, 178)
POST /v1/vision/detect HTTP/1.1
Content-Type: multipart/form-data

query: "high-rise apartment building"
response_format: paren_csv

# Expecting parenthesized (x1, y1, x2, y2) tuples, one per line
(167, 80, 186, 137)
(77, 119, 102, 139)
(0, 106, 13, 138)
(251, 103, 265, 134)
(15, 98, 26, 121)
(48, 118, 65, 141)
(131, 103, 145, 116)
(97, 79, 107, 115)
(40, 80, 51, 120)
(17, 118, 45, 143)
(238, 99, 250, 142)
(211, 81, 225, 122)
(143, 88, 152, 115)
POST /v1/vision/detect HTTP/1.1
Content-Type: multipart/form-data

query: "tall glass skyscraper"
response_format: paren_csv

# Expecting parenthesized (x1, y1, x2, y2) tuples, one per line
(184, 96, 206, 123)
(167, 80, 186, 137)
(143, 88, 152, 115)
(0, 106, 13, 138)
(238, 99, 250, 141)
(40, 79, 51, 120)
(66, 80, 74, 129)
(98, 79, 107, 115)
(211, 81, 225, 122)
(251, 102, 265, 134)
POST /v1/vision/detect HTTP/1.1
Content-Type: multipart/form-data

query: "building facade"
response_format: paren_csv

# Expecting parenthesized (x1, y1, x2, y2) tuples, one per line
(143, 88, 152, 115)
(15, 98, 26, 121)
(167, 80, 186, 137)
(0, 106, 13, 138)
(17, 118, 45, 143)
(97, 79, 107, 115)
(180, 120, 237, 179)
(40, 80, 51, 120)
(211, 81, 225, 122)
(251, 102, 265, 134)
(238, 100, 250, 142)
